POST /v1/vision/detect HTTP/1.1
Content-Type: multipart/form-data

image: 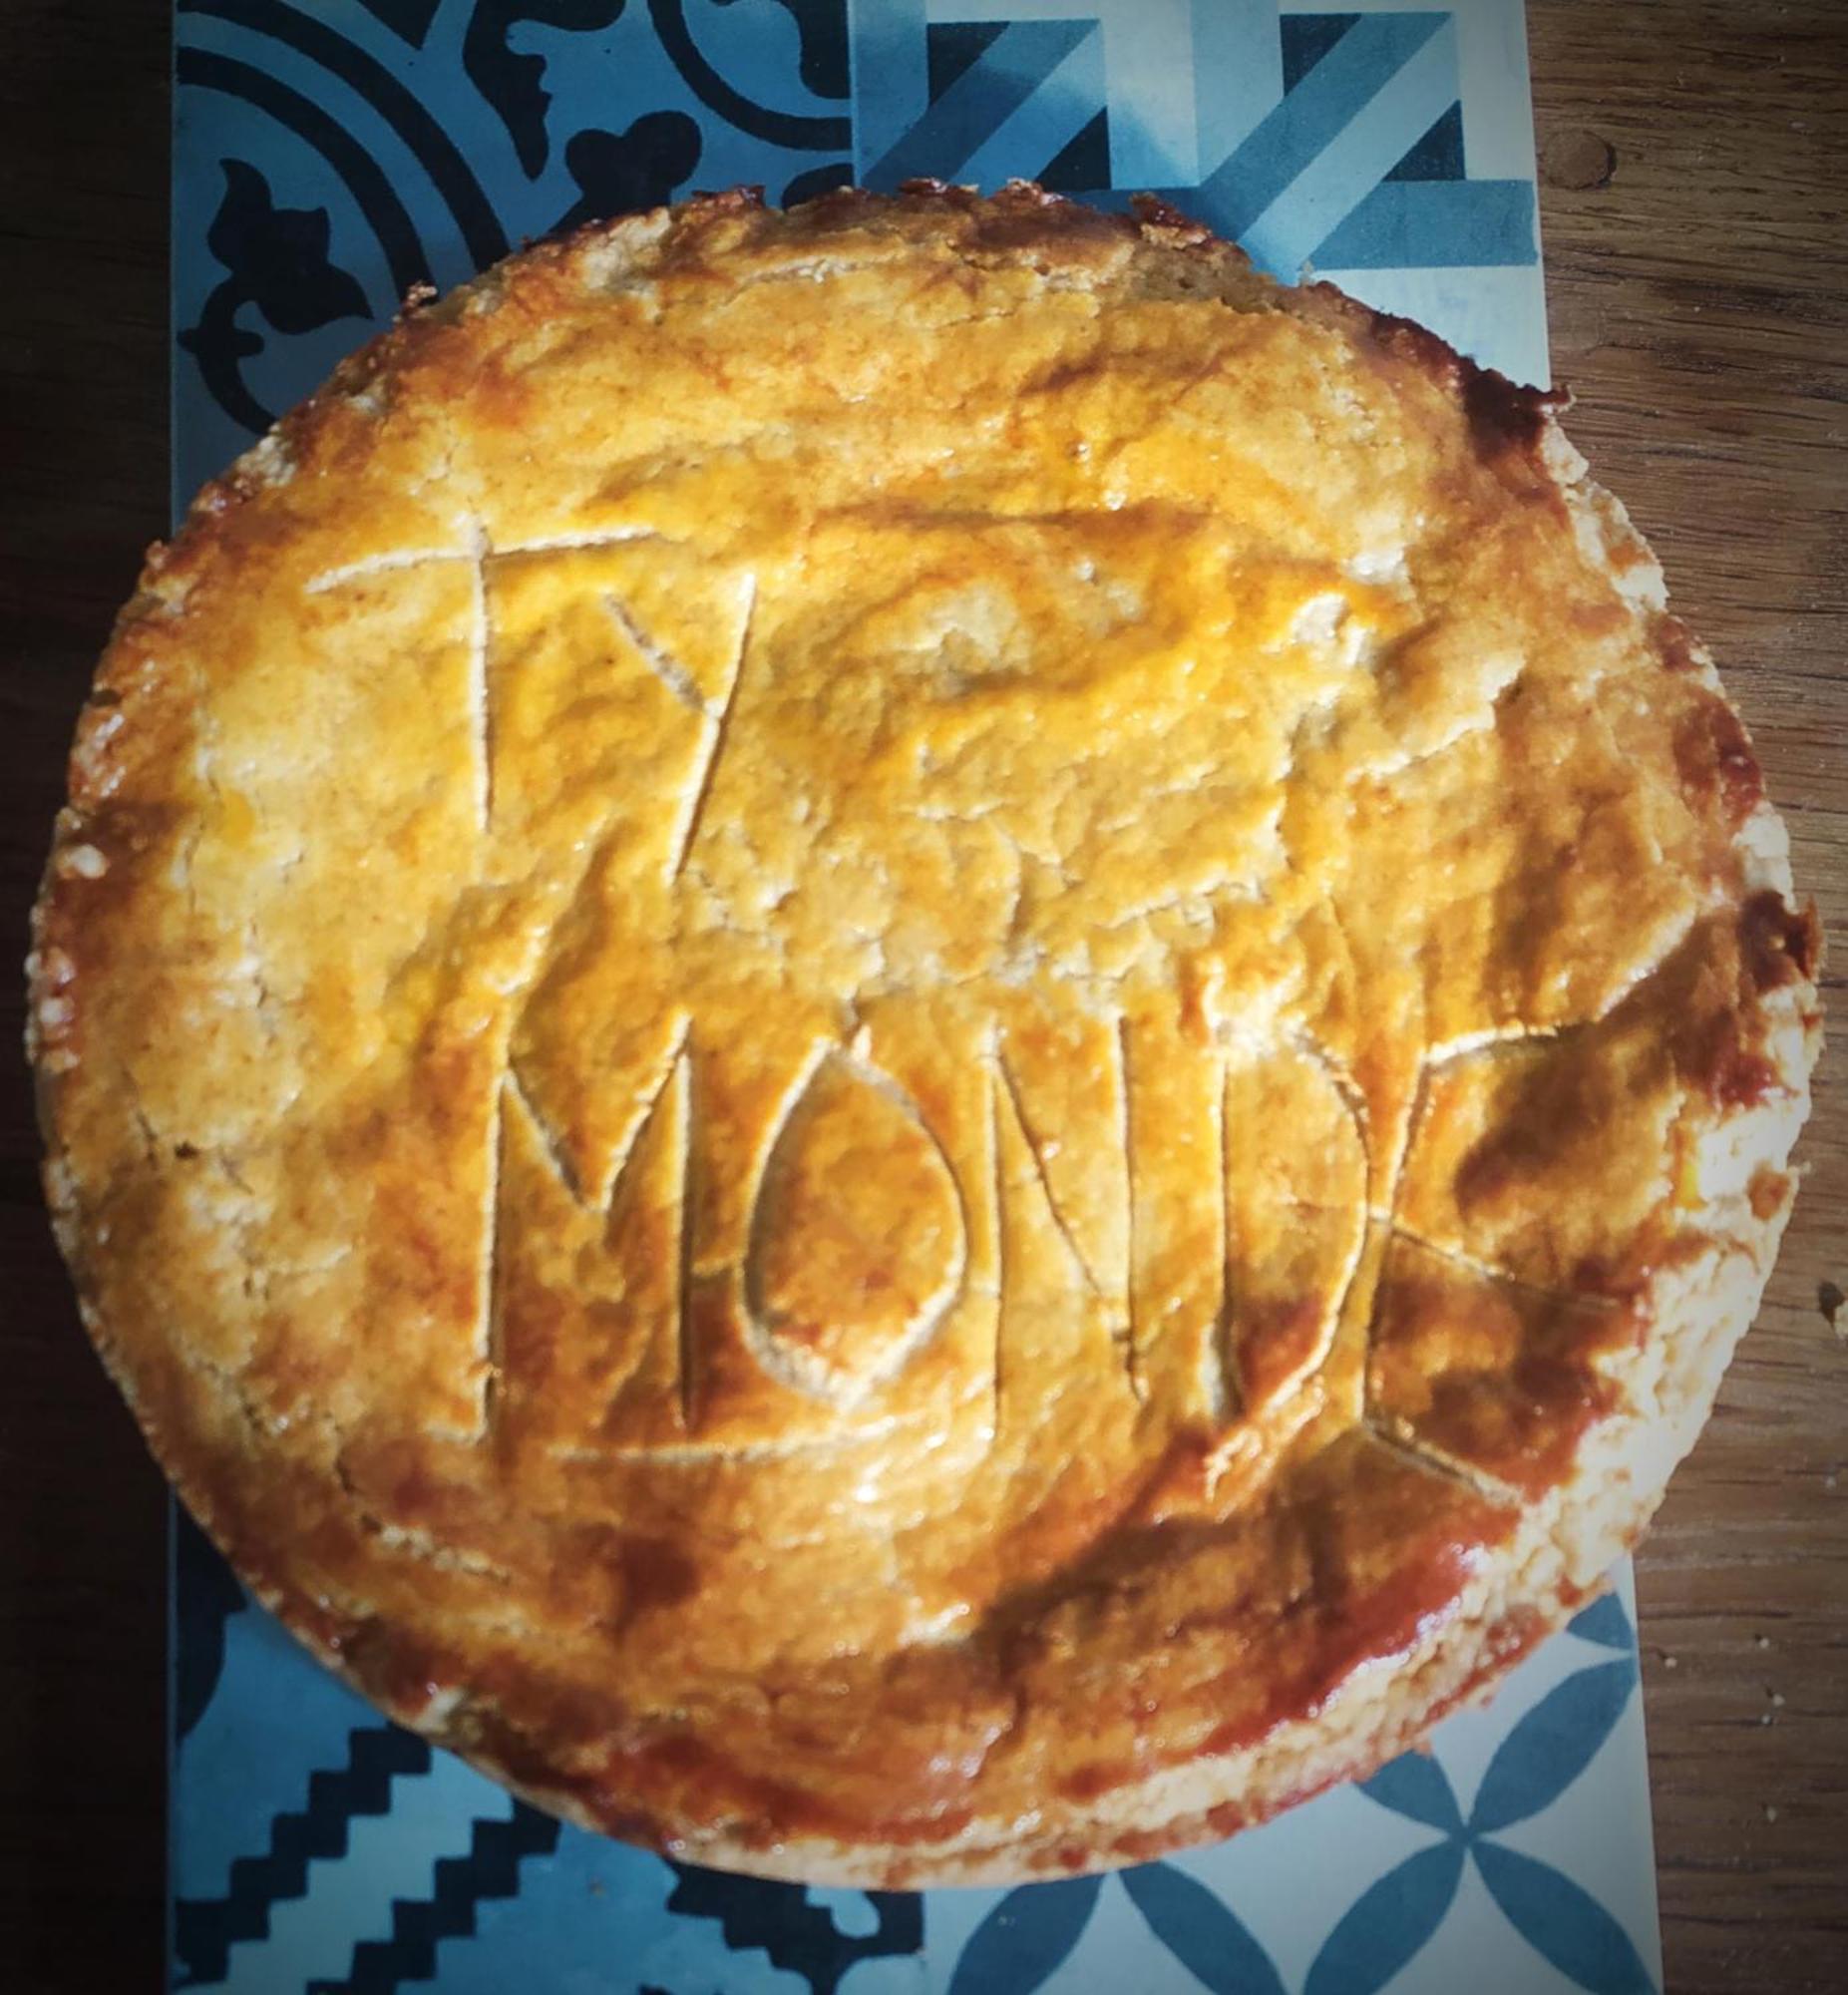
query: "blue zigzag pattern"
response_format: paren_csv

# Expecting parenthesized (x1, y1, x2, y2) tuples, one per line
(175, 1724, 433, 1987)
(310, 1801, 563, 1994)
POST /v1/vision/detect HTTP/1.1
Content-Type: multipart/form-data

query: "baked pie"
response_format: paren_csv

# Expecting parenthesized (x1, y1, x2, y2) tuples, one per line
(30, 185, 1819, 1883)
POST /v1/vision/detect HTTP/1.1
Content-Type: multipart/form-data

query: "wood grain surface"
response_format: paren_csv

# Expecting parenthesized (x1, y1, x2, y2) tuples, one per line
(1529, 7, 1848, 1988)
(0, 4, 1841, 1989)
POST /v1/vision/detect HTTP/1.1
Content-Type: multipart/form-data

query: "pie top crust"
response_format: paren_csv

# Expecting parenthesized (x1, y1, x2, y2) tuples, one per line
(30, 185, 1819, 1883)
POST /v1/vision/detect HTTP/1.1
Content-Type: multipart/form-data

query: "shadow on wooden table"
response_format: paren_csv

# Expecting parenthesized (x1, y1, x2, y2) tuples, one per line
(1, 6, 172, 1991)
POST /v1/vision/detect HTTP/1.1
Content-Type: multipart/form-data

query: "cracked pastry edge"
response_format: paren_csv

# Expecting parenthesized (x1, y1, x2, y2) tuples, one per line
(26, 183, 1823, 1884)
(564, 1217, 1807, 1887)
(28, 1128, 1808, 1890)
(372, 1002, 1819, 1890)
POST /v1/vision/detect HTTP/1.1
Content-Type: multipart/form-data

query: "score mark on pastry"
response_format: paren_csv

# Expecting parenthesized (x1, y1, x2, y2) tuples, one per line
(301, 527, 1748, 1493)
(37, 192, 1816, 1884)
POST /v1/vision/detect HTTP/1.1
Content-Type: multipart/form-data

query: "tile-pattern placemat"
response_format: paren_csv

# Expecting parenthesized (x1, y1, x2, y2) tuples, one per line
(176, 1515, 1661, 1993)
(169, 5, 1662, 1989)
(173, 0, 1548, 503)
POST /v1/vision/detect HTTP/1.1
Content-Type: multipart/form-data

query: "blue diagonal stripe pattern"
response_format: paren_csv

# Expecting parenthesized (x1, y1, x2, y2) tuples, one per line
(1312, 178, 1536, 267)
(1195, 12, 1448, 235)
(1190, 0, 1285, 173)
(175, 1725, 433, 1988)
(309, 1801, 563, 1994)
(1239, 15, 1459, 274)
(852, 0, 930, 177)
(958, 22, 1106, 192)
(868, 19, 1098, 187)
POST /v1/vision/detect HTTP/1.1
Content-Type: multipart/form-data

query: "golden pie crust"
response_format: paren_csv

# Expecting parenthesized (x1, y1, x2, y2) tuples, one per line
(31, 185, 1820, 1884)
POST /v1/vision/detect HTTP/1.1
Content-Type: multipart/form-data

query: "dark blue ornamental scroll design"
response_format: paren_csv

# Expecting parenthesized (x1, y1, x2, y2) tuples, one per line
(463, 1, 630, 177)
(176, 0, 853, 439)
(648, 0, 847, 149)
(179, 158, 373, 434)
(723, 0, 848, 104)
(181, 0, 509, 266)
(460, 0, 716, 228)
(555, 115, 708, 230)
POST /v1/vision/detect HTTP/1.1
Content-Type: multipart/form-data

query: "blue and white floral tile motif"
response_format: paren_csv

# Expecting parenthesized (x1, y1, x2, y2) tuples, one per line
(174, 1512, 1662, 1994)
(173, 0, 1545, 501)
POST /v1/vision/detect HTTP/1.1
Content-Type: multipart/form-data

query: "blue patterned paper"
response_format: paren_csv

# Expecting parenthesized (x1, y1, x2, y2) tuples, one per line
(169, 5, 1659, 1989)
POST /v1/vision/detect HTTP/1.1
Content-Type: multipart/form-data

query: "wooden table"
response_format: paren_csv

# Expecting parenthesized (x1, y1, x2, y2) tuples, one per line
(1540, 11, 1848, 1979)
(1, 4, 1842, 1988)
(1529, 8, 1848, 1986)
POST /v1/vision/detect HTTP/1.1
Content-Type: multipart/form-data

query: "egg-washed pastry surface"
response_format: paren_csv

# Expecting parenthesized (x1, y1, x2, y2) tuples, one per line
(31, 185, 1819, 1883)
